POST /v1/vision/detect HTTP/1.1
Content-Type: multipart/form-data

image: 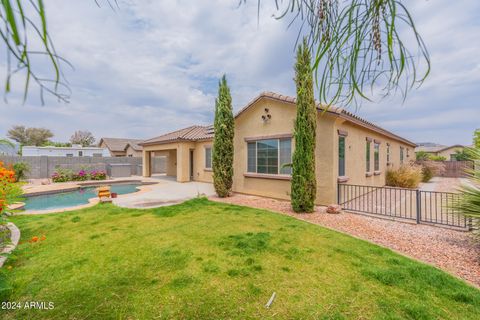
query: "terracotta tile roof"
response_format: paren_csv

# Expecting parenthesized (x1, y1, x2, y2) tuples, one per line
(415, 144, 465, 153)
(140, 125, 214, 146)
(141, 92, 416, 148)
(99, 138, 144, 152)
(236, 92, 416, 147)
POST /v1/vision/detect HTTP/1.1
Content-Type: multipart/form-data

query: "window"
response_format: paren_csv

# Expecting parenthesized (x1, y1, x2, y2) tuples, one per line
(450, 154, 457, 161)
(78, 151, 83, 157)
(66, 153, 73, 157)
(205, 147, 212, 169)
(386, 144, 390, 163)
(400, 147, 404, 164)
(93, 153, 103, 157)
(374, 142, 380, 171)
(247, 138, 292, 175)
(338, 136, 345, 176)
(366, 140, 371, 172)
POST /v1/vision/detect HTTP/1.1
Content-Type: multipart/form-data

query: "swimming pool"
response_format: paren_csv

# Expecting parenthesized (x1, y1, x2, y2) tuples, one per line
(24, 184, 141, 211)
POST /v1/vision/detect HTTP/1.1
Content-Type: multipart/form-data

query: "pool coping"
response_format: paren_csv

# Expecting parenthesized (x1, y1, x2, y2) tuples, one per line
(17, 183, 156, 215)
(23, 179, 155, 197)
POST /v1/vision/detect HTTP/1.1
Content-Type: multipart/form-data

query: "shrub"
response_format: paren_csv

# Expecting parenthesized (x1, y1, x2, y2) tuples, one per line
(430, 155, 446, 161)
(291, 38, 317, 213)
(453, 148, 480, 233)
(386, 163, 422, 188)
(51, 168, 107, 183)
(418, 161, 445, 182)
(415, 151, 431, 161)
(0, 161, 23, 215)
(12, 162, 30, 181)
(90, 170, 107, 180)
(212, 75, 234, 198)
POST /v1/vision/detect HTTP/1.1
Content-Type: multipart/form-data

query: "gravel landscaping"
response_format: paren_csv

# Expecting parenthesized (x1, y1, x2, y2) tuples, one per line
(210, 194, 480, 287)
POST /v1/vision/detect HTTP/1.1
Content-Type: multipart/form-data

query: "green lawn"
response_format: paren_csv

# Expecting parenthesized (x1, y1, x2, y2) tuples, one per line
(1, 198, 479, 319)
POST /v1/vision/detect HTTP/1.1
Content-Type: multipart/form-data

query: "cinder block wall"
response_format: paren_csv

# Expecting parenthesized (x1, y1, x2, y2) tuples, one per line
(0, 156, 166, 179)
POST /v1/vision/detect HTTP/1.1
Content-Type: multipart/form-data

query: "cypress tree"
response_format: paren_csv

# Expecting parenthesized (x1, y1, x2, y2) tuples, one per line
(291, 39, 317, 212)
(212, 75, 234, 197)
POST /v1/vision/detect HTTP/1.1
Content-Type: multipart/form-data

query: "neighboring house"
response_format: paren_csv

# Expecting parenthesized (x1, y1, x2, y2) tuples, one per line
(98, 138, 144, 157)
(140, 92, 416, 205)
(22, 145, 110, 157)
(415, 144, 466, 161)
(0, 143, 19, 156)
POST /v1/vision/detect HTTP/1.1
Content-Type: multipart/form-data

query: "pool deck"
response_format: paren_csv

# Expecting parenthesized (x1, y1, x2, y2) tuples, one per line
(15, 175, 216, 214)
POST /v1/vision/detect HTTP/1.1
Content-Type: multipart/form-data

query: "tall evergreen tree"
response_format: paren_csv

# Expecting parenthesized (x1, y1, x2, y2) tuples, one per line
(212, 75, 234, 197)
(291, 39, 317, 213)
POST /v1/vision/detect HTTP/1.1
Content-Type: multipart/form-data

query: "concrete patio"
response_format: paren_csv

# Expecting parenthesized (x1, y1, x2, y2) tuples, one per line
(113, 174, 216, 208)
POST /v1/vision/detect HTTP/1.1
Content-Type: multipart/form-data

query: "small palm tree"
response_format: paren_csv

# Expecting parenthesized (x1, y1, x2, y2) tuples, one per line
(0, 139, 14, 147)
(454, 148, 480, 231)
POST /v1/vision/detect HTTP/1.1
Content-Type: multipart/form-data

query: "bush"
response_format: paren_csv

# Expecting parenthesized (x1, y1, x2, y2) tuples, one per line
(291, 38, 317, 213)
(0, 161, 23, 215)
(386, 163, 422, 188)
(51, 168, 107, 183)
(453, 148, 480, 233)
(415, 151, 431, 161)
(12, 162, 30, 181)
(418, 161, 445, 182)
(430, 155, 446, 161)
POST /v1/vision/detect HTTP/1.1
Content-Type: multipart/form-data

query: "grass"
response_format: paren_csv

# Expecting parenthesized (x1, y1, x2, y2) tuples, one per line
(1, 198, 479, 319)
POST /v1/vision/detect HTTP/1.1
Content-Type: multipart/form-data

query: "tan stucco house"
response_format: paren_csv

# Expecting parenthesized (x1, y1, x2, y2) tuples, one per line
(98, 138, 144, 157)
(415, 144, 466, 161)
(140, 92, 416, 205)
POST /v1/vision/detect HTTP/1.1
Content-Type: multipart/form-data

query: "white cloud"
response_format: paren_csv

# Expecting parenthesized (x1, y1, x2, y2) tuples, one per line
(0, 0, 478, 146)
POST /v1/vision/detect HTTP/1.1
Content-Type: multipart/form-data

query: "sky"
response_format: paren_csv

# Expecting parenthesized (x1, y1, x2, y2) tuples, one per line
(0, 0, 479, 146)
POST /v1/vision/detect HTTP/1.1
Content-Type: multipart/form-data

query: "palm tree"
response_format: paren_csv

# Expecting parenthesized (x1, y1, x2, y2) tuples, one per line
(454, 148, 480, 232)
(0, 139, 14, 148)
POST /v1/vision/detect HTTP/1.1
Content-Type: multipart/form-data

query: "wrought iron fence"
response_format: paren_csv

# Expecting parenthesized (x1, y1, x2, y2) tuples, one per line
(338, 184, 472, 230)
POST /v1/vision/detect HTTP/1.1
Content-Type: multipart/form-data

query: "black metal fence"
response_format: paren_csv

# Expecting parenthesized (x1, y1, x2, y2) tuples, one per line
(338, 184, 472, 230)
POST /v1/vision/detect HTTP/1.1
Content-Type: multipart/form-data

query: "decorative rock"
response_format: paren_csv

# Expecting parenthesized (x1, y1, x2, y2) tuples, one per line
(41, 179, 51, 185)
(326, 204, 342, 214)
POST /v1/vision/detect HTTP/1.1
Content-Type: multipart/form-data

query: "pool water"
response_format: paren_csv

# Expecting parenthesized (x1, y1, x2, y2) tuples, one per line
(24, 184, 141, 211)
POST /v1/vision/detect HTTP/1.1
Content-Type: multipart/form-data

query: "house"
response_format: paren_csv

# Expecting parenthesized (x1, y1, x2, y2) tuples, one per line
(140, 92, 416, 205)
(415, 144, 466, 161)
(98, 138, 144, 157)
(22, 145, 110, 157)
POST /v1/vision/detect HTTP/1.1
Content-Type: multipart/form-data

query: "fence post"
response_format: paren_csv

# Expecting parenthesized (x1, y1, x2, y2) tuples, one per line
(415, 189, 421, 224)
(337, 184, 340, 205)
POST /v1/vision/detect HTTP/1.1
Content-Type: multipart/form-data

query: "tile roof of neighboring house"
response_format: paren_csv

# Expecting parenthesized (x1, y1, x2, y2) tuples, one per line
(99, 138, 144, 152)
(126, 142, 142, 151)
(141, 92, 417, 147)
(237, 92, 417, 147)
(140, 125, 214, 146)
(415, 144, 465, 153)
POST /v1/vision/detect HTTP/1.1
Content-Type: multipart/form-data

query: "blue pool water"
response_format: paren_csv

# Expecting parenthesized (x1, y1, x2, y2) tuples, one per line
(24, 184, 141, 211)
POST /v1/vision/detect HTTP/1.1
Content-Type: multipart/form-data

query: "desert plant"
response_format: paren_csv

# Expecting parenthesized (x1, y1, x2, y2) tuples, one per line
(429, 155, 447, 161)
(291, 38, 317, 213)
(0, 161, 23, 216)
(418, 161, 445, 182)
(212, 75, 234, 198)
(453, 149, 470, 161)
(386, 164, 422, 189)
(453, 148, 480, 232)
(12, 162, 30, 181)
(415, 151, 431, 161)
